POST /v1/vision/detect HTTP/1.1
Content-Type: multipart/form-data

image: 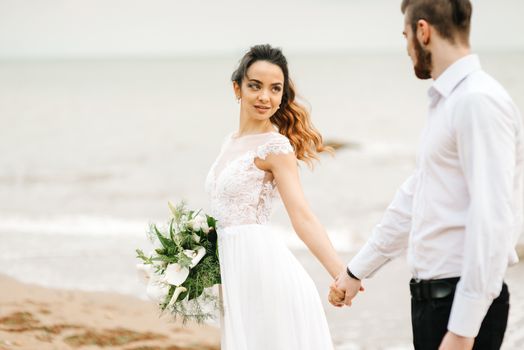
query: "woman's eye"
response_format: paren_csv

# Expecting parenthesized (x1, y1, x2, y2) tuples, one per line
(248, 83, 260, 90)
(272, 86, 282, 93)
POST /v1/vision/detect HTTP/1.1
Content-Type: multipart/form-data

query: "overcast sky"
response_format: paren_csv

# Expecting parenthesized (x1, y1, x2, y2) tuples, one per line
(1, 0, 523, 59)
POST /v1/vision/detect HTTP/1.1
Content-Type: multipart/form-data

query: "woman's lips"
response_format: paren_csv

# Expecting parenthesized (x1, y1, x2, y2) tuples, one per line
(254, 105, 271, 113)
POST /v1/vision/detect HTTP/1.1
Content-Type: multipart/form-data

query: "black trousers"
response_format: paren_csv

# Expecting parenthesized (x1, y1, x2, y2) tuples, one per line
(411, 280, 510, 350)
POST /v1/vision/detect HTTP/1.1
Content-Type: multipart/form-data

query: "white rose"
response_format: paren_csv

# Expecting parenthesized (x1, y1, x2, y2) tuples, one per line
(189, 217, 200, 231)
(164, 263, 190, 286)
(201, 220, 210, 234)
(190, 213, 209, 233)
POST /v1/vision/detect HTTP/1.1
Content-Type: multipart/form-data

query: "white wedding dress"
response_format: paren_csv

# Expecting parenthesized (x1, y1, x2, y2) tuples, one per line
(205, 131, 334, 350)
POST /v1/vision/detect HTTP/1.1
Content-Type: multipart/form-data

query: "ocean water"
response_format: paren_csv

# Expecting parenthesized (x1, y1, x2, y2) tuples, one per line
(1, 52, 523, 245)
(1, 52, 524, 348)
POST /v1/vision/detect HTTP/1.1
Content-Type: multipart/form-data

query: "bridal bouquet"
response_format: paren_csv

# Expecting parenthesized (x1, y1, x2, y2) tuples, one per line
(136, 201, 221, 324)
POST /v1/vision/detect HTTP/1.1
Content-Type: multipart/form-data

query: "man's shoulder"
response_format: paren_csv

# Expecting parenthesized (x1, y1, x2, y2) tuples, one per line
(449, 70, 521, 131)
(460, 70, 509, 99)
(449, 70, 514, 111)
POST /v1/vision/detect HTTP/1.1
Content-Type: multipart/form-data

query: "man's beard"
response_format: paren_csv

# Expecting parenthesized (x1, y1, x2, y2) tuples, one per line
(413, 37, 432, 80)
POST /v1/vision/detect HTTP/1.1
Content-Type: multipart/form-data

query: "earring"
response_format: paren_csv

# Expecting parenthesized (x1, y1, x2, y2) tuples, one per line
(236, 97, 241, 104)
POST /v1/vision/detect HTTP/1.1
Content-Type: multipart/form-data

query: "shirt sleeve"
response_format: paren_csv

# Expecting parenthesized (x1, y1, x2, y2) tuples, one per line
(448, 92, 517, 337)
(347, 172, 417, 279)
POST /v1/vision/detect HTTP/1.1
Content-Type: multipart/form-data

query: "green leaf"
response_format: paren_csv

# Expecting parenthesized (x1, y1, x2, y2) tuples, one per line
(207, 215, 217, 229)
(153, 255, 178, 264)
(177, 288, 189, 301)
(154, 225, 176, 250)
(180, 251, 194, 267)
(188, 283, 204, 300)
(136, 249, 156, 265)
(169, 218, 176, 242)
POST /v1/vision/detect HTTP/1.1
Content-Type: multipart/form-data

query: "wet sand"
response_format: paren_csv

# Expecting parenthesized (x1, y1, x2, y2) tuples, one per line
(1, 250, 523, 349)
(0, 274, 220, 350)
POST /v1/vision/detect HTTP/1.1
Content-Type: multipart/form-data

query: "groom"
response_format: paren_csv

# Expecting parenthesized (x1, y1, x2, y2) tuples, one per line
(330, 0, 523, 349)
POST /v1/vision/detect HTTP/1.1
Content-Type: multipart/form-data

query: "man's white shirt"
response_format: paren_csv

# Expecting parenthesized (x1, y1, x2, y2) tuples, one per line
(348, 54, 524, 337)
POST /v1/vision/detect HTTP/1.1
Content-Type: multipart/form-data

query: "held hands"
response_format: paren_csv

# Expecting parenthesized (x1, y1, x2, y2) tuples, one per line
(328, 283, 345, 307)
(328, 268, 364, 307)
(439, 331, 474, 350)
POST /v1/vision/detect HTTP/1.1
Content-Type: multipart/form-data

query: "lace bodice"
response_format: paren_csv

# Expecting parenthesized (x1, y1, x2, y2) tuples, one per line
(205, 132, 294, 229)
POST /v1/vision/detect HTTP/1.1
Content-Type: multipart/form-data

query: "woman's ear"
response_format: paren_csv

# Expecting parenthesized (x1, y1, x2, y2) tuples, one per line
(233, 81, 241, 100)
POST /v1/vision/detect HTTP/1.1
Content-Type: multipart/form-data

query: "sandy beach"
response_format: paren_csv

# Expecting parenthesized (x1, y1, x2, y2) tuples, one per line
(1, 249, 523, 350)
(0, 274, 220, 350)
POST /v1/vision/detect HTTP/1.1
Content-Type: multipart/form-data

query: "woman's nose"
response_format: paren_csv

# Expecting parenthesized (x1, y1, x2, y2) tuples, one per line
(258, 90, 269, 102)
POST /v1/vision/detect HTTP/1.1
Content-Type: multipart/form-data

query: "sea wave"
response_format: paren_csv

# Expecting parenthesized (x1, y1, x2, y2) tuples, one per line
(0, 215, 147, 237)
(0, 215, 359, 252)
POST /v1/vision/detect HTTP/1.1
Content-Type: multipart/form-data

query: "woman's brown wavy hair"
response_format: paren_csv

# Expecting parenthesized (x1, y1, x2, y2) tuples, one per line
(231, 44, 333, 167)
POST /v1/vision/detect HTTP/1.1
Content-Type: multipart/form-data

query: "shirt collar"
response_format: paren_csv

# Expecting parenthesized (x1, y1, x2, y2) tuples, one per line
(428, 54, 481, 103)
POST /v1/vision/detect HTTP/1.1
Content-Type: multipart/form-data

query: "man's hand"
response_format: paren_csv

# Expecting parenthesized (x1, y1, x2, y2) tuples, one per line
(439, 331, 474, 350)
(328, 268, 364, 307)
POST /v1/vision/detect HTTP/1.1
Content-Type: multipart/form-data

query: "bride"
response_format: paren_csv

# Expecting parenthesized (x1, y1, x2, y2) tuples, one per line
(205, 44, 345, 349)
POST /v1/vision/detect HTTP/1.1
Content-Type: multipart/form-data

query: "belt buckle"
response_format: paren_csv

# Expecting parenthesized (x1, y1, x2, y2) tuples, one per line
(431, 280, 454, 299)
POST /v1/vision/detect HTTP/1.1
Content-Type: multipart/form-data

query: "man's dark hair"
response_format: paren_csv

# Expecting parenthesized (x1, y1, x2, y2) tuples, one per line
(401, 0, 472, 45)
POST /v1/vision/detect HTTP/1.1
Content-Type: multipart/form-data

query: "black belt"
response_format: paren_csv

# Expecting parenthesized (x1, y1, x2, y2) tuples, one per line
(409, 277, 460, 301)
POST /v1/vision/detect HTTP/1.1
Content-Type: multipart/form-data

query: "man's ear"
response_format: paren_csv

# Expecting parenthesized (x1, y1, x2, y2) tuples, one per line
(416, 19, 431, 46)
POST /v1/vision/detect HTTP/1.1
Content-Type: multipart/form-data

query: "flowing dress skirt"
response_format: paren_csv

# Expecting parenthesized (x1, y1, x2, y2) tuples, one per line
(218, 224, 334, 350)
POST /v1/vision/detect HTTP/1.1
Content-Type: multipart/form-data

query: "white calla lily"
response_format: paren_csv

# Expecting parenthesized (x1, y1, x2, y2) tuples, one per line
(183, 246, 207, 268)
(192, 233, 201, 243)
(164, 263, 190, 286)
(167, 286, 188, 307)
